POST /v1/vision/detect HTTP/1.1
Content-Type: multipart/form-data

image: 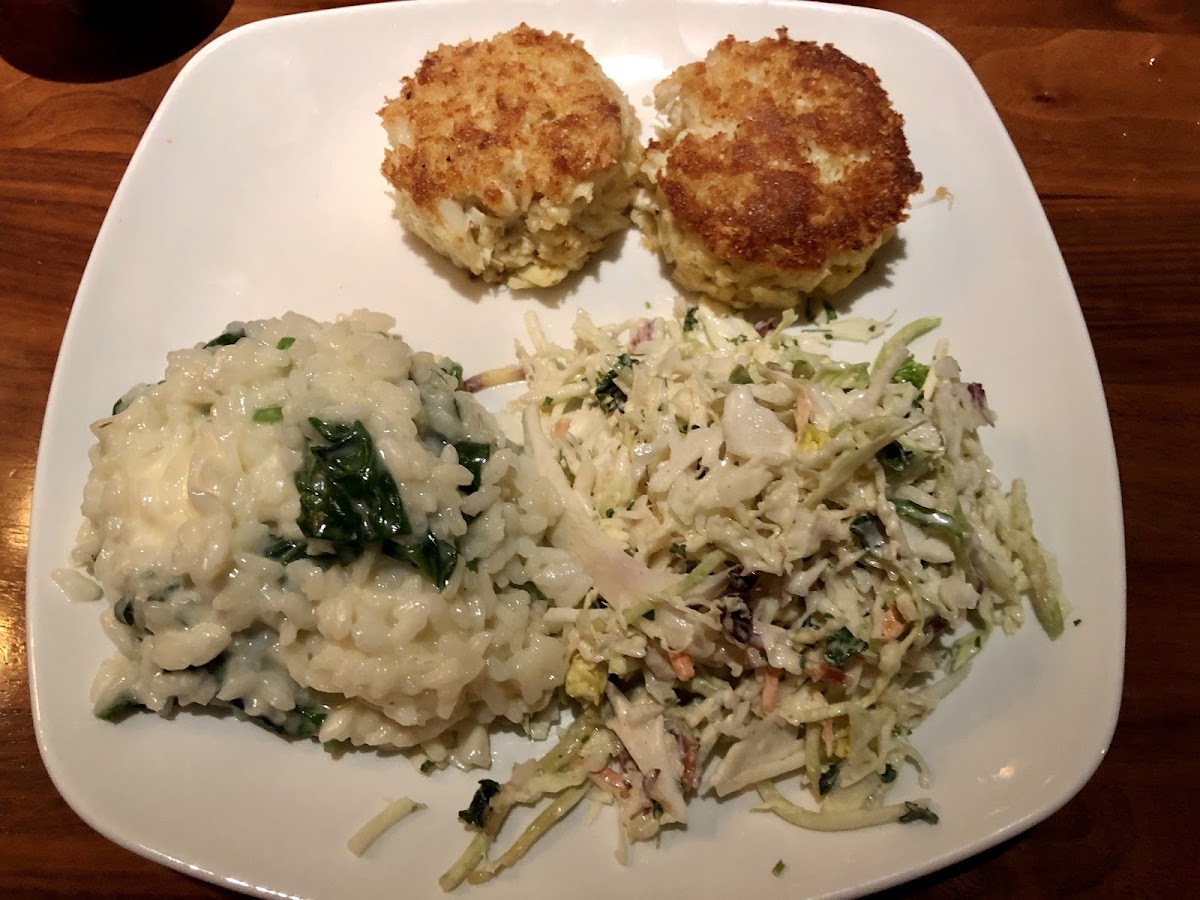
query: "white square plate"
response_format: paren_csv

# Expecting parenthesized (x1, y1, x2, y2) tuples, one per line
(27, 1, 1125, 898)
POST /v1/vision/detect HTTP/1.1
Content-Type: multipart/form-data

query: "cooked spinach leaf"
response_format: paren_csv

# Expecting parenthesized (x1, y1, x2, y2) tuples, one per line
(384, 532, 459, 590)
(96, 695, 142, 722)
(230, 699, 327, 739)
(113, 596, 135, 627)
(458, 779, 501, 828)
(453, 441, 491, 493)
(263, 536, 308, 565)
(147, 580, 182, 603)
(295, 418, 410, 546)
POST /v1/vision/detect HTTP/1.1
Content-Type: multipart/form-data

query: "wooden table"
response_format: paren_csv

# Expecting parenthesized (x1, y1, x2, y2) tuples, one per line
(2, 0, 1196, 895)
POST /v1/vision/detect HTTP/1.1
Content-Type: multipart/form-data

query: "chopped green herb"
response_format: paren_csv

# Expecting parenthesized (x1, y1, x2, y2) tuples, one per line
(881, 763, 897, 783)
(824, 627, 868, 669)
(802, 610, 830, 629)
(441, 360, 464, 387)
(542, 396, 554, 408)
(466, 558, 480, 572)
(892, 356, 929, 390)
(253, 406, 284, 424)
(275, 336, 295, 350)
(453, 441, 491, 493)
(892, 499, 968, 542)
(203, 329, 245, 349)
(818, 761, 842, 795)
(652, 802, 664, 819)
(626, 500, 635, 510)
(669, 542, 688, 559)
(1073, 618, 1082, 626)
(772, 860, 786, 877)
(729, 364, 753, 384)
(877, 441, 917, 475)
(729, 334, 748, 345)
(594, 353, 638, 414)
(642, 609, 656, 621)
(112, 396, 128, 416)
(898, 802, 939, 825)
(420, 759, 436, 774)
(850, 514, 886, 550)
(458, 779, 501, 829)
(791, 359, 815, 379)
(822, 302, 837, 321)
(682, 306, 699, 332)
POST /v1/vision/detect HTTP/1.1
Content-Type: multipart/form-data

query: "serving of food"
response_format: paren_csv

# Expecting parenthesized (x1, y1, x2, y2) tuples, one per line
(634, 30, 923, 308)
(378, 24, 641, 289)
(27, 4, 1123, 900)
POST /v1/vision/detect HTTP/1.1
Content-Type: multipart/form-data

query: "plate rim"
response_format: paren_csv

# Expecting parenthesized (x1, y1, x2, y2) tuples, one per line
(26, 1, 1127, 897)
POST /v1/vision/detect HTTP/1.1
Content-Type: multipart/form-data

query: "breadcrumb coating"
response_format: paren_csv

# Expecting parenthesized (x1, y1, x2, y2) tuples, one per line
(380, 24, 640, 288)
(636, 29, 922, 308)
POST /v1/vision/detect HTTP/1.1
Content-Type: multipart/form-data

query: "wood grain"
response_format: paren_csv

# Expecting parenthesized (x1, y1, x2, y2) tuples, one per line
(2, 1, 1197, 896)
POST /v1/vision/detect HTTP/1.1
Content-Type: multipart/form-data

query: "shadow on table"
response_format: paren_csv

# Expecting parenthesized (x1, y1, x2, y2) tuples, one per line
(0, 0, 233, 82)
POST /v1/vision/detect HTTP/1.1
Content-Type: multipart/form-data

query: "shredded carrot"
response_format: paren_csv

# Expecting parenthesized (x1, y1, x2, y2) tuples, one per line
(679, 735, 698, 793)
(805, 657, 848, 687)
(762, 667, 781, 715)
(794, 392, 812, 433)
(880, 607, 906, 640)
(590, 767, 631, 798)
(668, 650, 695, 681)
(551, 417, 571, 439)
(822, 718, 835, 756)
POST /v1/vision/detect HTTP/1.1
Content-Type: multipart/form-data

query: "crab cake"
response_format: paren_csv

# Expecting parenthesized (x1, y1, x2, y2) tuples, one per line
(379, 24, 640, 289)
(634, 29, 922, 309)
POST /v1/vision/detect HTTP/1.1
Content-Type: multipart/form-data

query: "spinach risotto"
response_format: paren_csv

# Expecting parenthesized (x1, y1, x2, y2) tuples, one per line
(69, 311, 587, 764)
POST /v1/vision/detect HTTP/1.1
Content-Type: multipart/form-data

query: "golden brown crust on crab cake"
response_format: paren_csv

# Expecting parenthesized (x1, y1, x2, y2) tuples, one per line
(379, 24, 640, 289)
(635, 29, 922, 309)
